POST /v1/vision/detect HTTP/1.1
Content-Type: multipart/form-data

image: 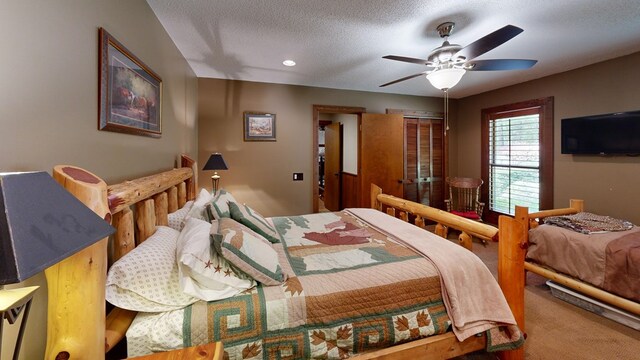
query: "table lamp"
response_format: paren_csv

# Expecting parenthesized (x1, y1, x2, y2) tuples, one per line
(0, 171, 115, 360)
(202, 153, 228, 194)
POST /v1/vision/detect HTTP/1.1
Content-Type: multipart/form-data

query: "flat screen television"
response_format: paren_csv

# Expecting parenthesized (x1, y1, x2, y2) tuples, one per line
(561, 110, 640, 155)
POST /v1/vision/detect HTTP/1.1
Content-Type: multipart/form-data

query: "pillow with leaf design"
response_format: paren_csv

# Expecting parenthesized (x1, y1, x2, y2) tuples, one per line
(176, 217, 255, 301)
(212, 218, 284, 286)
(209, 189, 237, 219)
(229, 202, 280, 243)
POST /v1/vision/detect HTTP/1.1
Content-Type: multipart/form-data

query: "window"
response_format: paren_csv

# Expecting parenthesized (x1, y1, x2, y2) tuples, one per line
(481, 98, 553, 224)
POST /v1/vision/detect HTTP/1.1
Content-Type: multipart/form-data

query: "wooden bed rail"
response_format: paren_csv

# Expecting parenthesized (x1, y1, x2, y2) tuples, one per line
(107, 167, 192, 214)
(44, 155, 197, 359)
(523, 262, 640, 315)
(371, 184, 498, 250)
(527, 199, 584, 226)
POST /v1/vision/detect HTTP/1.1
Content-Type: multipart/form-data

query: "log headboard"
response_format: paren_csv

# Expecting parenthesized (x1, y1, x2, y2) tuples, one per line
(43, 155, 198, 359)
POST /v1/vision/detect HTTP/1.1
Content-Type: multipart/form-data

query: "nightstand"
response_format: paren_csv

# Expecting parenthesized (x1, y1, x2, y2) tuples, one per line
(126, 342, 223, 360)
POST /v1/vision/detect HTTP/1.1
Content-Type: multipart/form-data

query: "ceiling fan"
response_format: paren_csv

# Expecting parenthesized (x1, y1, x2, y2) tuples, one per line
(380, 22, 537, 90)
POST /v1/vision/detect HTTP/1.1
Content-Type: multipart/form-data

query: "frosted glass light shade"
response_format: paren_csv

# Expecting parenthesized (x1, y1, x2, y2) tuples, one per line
(426, 68, 466, 90)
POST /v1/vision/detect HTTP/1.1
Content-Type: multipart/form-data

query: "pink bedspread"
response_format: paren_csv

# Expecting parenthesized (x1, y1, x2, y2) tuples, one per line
(346, 208, 519, 342)
(529, 224, 640, 302)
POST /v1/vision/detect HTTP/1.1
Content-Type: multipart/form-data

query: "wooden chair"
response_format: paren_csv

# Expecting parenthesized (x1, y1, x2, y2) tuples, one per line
(445, 177, 485, 222)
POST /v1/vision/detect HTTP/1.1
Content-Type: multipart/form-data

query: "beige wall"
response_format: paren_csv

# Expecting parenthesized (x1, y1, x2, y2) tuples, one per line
(456, 51, 640, 224)
(0, 1, 197, 358)
(198, 78, 443, 216)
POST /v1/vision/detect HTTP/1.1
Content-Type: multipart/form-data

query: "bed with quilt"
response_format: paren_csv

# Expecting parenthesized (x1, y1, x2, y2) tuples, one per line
(527, 211, 639, 303)
(111, 189, 522, 358)
(44, 157, 524, 360)
(498, 200, 640, 324)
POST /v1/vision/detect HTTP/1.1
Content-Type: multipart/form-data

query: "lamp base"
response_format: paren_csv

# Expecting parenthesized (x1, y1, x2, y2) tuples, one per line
(0, 286, 39, 360)
(211, 173, 221, 194)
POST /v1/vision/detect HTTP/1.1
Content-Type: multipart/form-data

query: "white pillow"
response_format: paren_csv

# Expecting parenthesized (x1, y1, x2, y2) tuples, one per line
(176, 217, 256, 301)
(106, 226, 199, 312)
(167, 200, 194, 231)
(184, 188, 213, 222)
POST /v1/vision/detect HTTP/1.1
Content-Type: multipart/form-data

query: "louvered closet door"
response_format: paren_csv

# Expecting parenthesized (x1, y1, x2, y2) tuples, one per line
(403, 118, 445, 209)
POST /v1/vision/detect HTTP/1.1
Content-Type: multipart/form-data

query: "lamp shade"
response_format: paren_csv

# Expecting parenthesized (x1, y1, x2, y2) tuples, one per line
(0, 171, 115, 284)
(202, 153, 228, 171)
(426, 68, 466, 90)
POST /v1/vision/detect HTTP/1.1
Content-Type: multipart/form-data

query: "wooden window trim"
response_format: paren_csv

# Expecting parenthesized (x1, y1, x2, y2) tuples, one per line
(480, 97, 554, 225)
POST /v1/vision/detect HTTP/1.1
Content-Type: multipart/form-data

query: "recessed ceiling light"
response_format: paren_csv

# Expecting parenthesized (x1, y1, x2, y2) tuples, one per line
(283, 60, 296, 67)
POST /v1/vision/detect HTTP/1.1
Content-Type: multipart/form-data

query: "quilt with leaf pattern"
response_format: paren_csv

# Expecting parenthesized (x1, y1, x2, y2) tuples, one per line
(180, 210, 522, 359)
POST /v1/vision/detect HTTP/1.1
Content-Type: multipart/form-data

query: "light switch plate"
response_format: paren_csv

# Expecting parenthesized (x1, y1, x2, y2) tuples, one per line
(293, 173, 303, 181)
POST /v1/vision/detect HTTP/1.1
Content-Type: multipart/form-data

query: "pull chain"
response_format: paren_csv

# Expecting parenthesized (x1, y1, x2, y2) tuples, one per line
(444, 89, 450, 135)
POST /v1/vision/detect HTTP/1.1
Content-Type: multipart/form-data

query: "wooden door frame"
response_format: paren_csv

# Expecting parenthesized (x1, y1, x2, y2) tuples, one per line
(313, 105, 366, 213)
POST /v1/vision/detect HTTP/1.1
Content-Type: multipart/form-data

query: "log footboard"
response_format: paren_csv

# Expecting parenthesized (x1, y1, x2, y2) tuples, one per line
(371, 184, 498, 250)
(369, 184, 522, 360)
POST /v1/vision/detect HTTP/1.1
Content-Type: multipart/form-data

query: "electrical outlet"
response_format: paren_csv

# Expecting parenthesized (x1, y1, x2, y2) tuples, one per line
(293, 173, 303, 181)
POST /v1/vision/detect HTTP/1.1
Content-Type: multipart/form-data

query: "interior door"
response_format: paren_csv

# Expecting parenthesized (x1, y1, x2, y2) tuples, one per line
(324, 122, 342, 211)
(360, 113, 404, 207)
(404, 118, 445, 208)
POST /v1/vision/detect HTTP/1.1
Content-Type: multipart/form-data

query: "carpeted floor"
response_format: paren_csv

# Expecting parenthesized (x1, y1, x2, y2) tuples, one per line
(450, 235, 640, 360)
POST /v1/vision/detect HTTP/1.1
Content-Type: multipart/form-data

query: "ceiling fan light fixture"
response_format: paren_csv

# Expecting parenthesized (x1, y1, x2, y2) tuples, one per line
(426, 68, 466, 90)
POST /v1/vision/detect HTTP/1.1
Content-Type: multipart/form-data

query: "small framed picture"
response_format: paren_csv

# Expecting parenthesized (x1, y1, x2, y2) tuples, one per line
(243, 112, 276, 141)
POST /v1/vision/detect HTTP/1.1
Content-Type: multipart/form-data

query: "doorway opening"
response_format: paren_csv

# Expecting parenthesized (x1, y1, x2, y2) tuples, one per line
(312, 105, 365, 213)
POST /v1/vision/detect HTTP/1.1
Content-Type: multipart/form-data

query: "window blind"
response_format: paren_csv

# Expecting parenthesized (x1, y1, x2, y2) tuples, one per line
(488, 114, 540, 215)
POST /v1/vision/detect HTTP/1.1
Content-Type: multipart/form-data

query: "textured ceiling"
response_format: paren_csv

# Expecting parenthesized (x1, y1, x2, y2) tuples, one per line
(146, 0, 640, 98)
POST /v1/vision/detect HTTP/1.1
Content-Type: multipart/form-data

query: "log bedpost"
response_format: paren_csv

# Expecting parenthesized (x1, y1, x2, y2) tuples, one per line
(497, 206, 528, 360)
(371, 183, 383, 211)
(167, 186, 179, 213)
(177, 182, 187, 207)
(153, 192, 169, 226)
(111, 207, 134, 265)
(135, 199, 156, 243)
(570, 199, 584, 212)
(181, 155, 197, 200)
(45, 166, 111, 360)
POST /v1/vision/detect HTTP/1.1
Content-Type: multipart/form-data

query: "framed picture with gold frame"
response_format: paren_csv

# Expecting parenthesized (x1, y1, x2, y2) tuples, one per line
(243, 112, 276, 141)
(98, 28, 162, 138)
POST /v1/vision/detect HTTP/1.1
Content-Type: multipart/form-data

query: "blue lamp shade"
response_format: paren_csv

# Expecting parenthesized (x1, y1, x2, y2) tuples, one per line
(202, 153, 228, 171)
(0, 171, 115, 285)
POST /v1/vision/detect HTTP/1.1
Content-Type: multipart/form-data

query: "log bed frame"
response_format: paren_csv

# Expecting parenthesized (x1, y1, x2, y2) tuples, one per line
(43, 157, 522, 360)
(498, 200, 640, 321)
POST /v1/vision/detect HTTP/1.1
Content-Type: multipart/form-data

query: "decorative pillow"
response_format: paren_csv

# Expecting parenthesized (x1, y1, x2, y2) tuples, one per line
(176, 217, 256, 301)
(185, 188, 213, 222)
(209, 189, 237, 219)
(167, 200, 194, 231)
(229, 202, 280, 243)
(106, 226, 199, 312)
(213, 218, 284, 286)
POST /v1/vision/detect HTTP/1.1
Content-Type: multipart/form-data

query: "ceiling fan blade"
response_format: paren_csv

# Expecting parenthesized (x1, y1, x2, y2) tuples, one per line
(379, 72, 426, 87)
(465, 59, 537, 71)
(454, 25, 524, 61)
(383, 55, 430, 65)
